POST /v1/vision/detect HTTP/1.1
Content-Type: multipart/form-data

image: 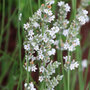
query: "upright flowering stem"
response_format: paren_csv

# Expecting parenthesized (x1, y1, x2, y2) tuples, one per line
(67, 51, 70, 90)
(23, 0, 89, 90)
(68, 0, 76, 90)
(26, 52, 30, 84)
(70, 0, 77, 22)
(17, 0, 22, 89)
(59, 36, 66, 90)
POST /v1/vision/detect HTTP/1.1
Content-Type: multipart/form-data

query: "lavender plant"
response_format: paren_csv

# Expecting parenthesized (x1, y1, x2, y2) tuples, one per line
(22, 0, 89, 90)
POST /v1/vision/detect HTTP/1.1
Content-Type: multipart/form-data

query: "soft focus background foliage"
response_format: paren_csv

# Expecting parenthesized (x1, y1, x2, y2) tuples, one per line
(0, 0, 90, 90)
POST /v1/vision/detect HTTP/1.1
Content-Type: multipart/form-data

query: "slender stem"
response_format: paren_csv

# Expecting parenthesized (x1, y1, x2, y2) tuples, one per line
(68, 70, 70, 90)
(38, 0, 41, 8)
(59, 35, 66, 90)
(30, 0, 33, 16)
(5, 0, 12, 52)
(67, 0, 77, 89)
(0, 0, 5, 48)
(67, 51, 70, 90)
(17, 0, 22, 89)
(27, 52, 30, 84)
(84, 49, 90, 84)
(70, 0, 77, 22)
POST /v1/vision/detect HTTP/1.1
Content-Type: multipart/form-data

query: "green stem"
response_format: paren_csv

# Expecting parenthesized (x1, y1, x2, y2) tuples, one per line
(30, 0, 33, 16)
(70, 0, 77, 22)
(84, 49, 90, 85)
(0, 0, 5, 48)
(27, 53, 30, 84)
(76, 46, 84, 90)
(38, 0, 41, 8)
(17, 0, 22, 89)
(68, 70, 70, 90)
(67, 51, 70, 90)
(59, 35, 67, 90)
(5, 0, 12, 52)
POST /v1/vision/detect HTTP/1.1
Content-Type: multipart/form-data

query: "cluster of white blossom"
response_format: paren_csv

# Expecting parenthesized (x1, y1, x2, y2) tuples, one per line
(54, 1, 89, 71)
(39, 61, 61, 82)
(46, 75, 63, 90)
(23, 0, 63, 90)
(23, 0, 89, 89)
(62, 9, 89, 52)
(54, 1, 70, 49)
(54, 1, 89, 52)
(63, 56, 79, 70)
(23, 0, 57, 73)
(39, 61, 63, 89)
(77, 9, 89, 25)
(81, 0, 90, 7)
(24, 82, 36, 90)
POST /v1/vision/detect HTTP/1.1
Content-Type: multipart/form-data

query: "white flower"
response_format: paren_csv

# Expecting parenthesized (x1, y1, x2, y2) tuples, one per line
(25, 66, 31, 72)
(45, 0, 54, 5)
(68, 45, 75, 51)
(64, 4, 70, 12)
(27, 86, 30, 89)
(73, 38, 80, 46)
(28, 36, 33, 41)
(51, 26, 59, 33)
(63, 29, 69, 37)
(48, 51, 52, 56)
(24, 44, 30, 51)
(33, 22, 40, 28)
(55, 26, 59, 33)
(39, 76, 44, 82)
(24, 83, 27, 87)
(28, 30, 34, 36)
(48, 15, 55, 23)
(82, 10, 88, 15)
(48, 49, 56, 56)
(34, 45, 39, 51)
(52, 49, 56, 55)
(31, 65, 37, 72)
(31, 42, 36, 47)
(37, 9, 41, 16)
(24, 82, 36, 90)
(60, 75, 63, 80)
(63, 56, 71, 62)
(39, 66, 45, 73)
(50, 39, 55, 43)
(70, 61, 79, 70)
(54, 40, 59, 46)
(49, 0, 54, 5)
(29, 82, 34, 88)
(19, 13, 22, 21)
(78, 16, 86, 25)
(39, 54, 44, 60)
(82, 59, 88, 68)
(24, 23, 30, 30)
(63, 42, 69, 50)
(74, 61, 79, 68)
(70, 63, 75, 70)
(44, 9, 53, 16)
(43, 34, 48, 43)
(49, 26, 59, 37)
(58, 1, 64, 6)
(38, 49, 43, 55)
